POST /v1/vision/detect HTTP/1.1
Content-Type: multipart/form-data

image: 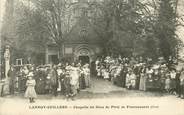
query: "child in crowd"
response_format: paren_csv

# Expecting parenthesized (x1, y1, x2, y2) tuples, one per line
(101, 66, 106, 79)
(96, 66, 101, 78)
(126, 71, 131, 89)
(165, 74, 171, 93)
(126, 71, 136, 89)
(24, 73, 37, 103)
(103, 69, 110, 80)
(129, 71, 137, 89)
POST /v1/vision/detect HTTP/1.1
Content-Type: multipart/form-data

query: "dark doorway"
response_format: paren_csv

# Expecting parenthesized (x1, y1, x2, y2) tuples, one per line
(79, 56, 90, 65)
(36, 53, 45, 65)
(49, 55, 59, 64)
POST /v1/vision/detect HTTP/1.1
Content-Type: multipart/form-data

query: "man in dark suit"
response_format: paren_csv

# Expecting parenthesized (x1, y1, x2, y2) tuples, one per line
(50, 65, 58, 96)
(8, 66, 16, 95)
(176, 70, 181, 98)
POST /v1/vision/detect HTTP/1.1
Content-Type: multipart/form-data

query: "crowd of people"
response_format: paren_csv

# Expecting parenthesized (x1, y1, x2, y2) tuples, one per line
(5, 55, 184, 103)
(7, 62, 90, 102)
(95, 55, 184, 99)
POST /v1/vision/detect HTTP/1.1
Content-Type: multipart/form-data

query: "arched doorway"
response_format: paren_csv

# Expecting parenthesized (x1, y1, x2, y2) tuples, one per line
(74, 45, 95, 64)
(77, 48, 90, 65)
(74, 45, 96, 76)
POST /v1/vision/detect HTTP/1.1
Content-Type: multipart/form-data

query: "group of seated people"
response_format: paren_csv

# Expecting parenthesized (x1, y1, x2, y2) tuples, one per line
(95, 55, 184, 99)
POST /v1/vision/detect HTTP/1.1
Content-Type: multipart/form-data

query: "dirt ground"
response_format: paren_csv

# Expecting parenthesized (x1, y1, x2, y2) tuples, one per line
(0, 78, 184, 115)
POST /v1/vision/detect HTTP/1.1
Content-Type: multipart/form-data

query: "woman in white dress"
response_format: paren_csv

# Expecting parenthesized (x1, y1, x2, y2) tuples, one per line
(83, 64, 90, 87)
(70, 65, 80, 97)
(139, 67, 146, 91)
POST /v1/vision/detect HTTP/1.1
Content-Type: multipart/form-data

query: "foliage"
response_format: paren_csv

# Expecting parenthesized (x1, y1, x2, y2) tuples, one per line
(91, 0, 159, 57)
(155, 0, 178, 61)
(2, 0, 182, 63)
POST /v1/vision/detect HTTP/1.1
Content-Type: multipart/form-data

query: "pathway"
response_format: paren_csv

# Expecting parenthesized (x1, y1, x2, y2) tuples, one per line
(83, 77, 124, 93)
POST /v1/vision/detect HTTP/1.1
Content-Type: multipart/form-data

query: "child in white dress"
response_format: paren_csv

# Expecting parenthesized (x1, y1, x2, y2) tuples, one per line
(165, 75, 171, 93)
(104, 69, 110, 80)
(24, 74, 37, 103)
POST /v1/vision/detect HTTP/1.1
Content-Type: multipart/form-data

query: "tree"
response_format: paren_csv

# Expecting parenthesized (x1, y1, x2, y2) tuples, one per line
(1, 0, 15, 65)
(14, 0, 75, 61)
(91, 0, 159, 57)
(155, 0, 178, 61)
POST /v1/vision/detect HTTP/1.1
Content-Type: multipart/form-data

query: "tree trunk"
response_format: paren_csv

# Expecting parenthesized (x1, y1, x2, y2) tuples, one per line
(58, 44, 63, 62)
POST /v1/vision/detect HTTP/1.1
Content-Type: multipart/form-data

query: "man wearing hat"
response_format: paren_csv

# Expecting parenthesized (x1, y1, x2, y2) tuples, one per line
(7, 65, 16, 95)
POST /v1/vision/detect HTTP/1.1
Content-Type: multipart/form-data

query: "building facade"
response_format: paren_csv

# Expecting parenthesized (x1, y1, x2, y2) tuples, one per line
(45, 0, 103, 65)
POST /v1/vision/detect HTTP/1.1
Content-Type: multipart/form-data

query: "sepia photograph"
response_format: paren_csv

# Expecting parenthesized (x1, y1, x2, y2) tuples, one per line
(0, 0, 184, 115)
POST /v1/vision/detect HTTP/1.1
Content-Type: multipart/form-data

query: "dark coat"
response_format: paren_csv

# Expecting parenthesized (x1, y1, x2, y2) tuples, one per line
(50, 69, 58, 87)
(8, 69, 16, 85)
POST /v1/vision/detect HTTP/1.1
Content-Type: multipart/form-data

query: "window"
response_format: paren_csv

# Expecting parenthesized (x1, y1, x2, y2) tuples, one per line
(16, 58, 23, 65)
(65, 47, 73, 54)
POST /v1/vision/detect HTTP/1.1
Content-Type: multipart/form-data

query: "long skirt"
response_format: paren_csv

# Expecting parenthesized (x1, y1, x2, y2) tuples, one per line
(165, 79, 171, 90)
(24, 86, 37, 98)
(60, 79, 65, 94)
(71, 85, 77, 96)
(79, 74, 86, 89)
(35, 79, 45, 94)
(9, 79, 15, 94)
(84, 74, 90, 87)
(131, 80, 136, 89)
(64, 77, 71, 96)
(45, 79, 51, 92)
(19, 77, 27, 92)
(170, 79, 176, 89)
(181, 84, 184, 95)
(135, 75, 140, 90)
(122, 73, 127, 88)
(116, 75, 123, 87)
(160, 78, 166, 91)
(139, 75, 146, 91)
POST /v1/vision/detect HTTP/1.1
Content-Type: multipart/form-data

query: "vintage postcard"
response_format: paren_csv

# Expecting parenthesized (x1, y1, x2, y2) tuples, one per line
(0, 0, 184, 115)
